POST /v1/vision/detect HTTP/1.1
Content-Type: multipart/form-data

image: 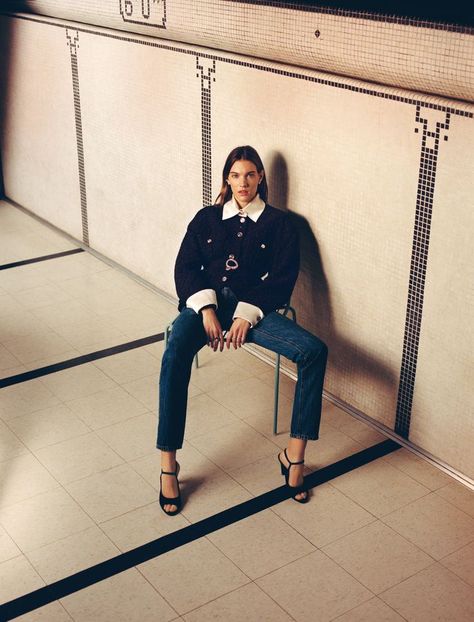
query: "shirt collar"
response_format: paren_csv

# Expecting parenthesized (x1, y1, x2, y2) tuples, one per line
(222, 194, 266, 223)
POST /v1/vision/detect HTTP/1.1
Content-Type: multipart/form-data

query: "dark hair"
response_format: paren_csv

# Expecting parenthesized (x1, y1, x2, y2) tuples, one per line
(215, 145, 268, 206)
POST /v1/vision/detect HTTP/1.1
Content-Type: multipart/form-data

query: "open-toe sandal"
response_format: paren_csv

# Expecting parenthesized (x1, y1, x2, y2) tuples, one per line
(278, 448, 309, 503)
(159, 461, 182, 516)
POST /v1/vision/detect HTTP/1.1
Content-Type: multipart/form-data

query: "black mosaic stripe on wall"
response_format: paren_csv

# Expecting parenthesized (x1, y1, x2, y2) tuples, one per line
(66, 28, 89, 246)
(197, 57, 216, 206)
(394, 105, 451, 438)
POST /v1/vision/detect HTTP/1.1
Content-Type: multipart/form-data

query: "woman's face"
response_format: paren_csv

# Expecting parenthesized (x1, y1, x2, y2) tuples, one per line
(227, 159, 263, 208)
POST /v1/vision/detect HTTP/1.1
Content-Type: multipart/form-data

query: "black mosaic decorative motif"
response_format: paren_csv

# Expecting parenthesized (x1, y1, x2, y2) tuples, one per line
(394, 105, 451, 438)
(196, 57, 216, 206)
(66, 29, 89, 246)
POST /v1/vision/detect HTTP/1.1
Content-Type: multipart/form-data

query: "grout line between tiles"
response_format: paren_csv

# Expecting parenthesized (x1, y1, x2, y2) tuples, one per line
(0, 439, 401, 620)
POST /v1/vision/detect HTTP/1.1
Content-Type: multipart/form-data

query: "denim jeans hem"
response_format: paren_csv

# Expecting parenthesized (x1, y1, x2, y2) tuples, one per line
(156, 444, 182, 451)
(289, 433, 318, 441)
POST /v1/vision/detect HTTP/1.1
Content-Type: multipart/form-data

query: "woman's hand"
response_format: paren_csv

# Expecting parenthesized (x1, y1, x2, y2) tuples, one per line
(201, 308, 225, 351)
(226, 318, 251, 349)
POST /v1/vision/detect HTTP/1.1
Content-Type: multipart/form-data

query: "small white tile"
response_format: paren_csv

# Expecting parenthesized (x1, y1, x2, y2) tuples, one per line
(2, 331, 77, 365)
(0, 523, 21, 562)
(333, 597, 405, 621)
(189, 354, 254, 393)
(178, 469, 252, 523)
(12, 283, 74, 310)
(31, 299, 99, 329)
(93, 348, 162, 384)
(256, 549, 372, 621)
(7, 404, 90, 450)
(100, 501, 189, 551)
(384, 447, 454, 490)
(96, 413, 158, 461)
(26, 525, 119, 583)
(139, 538, 249, 614)
(189, 420, 280, 472)
(208, 508, 316, 579)
(382, 492, 474, 559)
(185, 393, 240, 440)
(61, 568, 177, 621)
(330, 457, 430, 517)
(0, 343, 23, 373)
(41, 363, 117, 401)
(0, 419, 29, 462)
(272, 482, 376, 548)
(0, 293, 25, 318)
(66, 384, 149, 430)
(0, 555, 44, 603)
(0, 487, 94, 552)
(322, 520, 433, 594)
(0, 453, 60, 508)
(15, 601, 72, 621)
(440, 540, 474, 586)
(435, 480, 474, 518)
(122, 374, 159, 411)
(34, 432, 124, 484)
(207, 376, 278, 419)
(65, 464, 158, 523)
(183, 582, 292, 621)
(380, 563, 474, 621)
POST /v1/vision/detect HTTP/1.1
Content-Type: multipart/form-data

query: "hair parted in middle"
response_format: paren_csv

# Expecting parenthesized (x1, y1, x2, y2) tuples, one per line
(214, 145, 268, 206)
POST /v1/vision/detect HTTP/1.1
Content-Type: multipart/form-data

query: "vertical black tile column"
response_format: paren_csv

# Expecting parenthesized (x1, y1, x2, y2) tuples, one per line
(395, 105, 451, 438)
(196, 57, 216, 206)
(66, 29, 89, 246)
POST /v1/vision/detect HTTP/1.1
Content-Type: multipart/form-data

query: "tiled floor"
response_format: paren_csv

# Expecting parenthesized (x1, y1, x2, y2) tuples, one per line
(1, 200, 473, 621)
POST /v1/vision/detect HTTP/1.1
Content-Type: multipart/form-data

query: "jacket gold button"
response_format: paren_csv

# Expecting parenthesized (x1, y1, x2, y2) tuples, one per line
(207, 239, 212, 243)
(260, 243, 266, 248)
(237, 232, 243, 238)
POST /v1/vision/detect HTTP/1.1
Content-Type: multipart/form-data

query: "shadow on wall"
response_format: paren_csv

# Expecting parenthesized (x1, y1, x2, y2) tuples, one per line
(267, 151, 396, 398)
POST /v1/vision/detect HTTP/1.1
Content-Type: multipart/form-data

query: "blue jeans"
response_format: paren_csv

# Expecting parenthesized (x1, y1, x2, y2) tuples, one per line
(157, 288, 328, 451)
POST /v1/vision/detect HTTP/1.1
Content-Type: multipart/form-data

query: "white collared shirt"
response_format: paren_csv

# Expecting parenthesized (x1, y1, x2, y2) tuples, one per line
(185, 195, 265, 326)
(222, 194, 266, 223)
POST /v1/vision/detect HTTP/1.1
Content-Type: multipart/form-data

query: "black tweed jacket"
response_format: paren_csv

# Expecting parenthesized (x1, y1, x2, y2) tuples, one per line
(175, 204, 300, 315)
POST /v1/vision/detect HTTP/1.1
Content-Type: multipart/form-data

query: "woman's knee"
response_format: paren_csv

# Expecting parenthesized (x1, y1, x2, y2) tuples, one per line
(306, 335, 328, 364)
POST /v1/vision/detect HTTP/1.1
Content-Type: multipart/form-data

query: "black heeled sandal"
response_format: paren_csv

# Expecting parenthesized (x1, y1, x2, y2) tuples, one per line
(159, 462, 182, 516)
(278, 448, 309, 503)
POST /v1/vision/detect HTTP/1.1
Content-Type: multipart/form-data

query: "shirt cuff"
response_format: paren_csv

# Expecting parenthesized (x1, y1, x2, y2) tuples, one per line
(233, 301, 264, 327)
(186, 289, 217, 314)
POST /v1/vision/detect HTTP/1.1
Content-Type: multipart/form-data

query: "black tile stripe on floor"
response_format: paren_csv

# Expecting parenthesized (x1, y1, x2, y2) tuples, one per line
(0, 333, 164, 388)
(0, 248, 84, 270)
(0, 439, 401, 620)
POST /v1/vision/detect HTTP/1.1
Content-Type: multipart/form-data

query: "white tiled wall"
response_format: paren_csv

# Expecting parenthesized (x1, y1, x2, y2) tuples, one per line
(2, 0, 474, 100)
(0, 10, 472, 480)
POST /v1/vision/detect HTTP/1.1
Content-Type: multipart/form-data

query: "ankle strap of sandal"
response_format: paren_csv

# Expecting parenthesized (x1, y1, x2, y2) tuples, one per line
(161, 462, 180, 476)
(284, 448, 304, 466)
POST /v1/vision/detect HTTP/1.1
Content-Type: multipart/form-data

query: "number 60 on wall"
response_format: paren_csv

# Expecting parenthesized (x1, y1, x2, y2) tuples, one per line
(119, 0, 167, 28)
